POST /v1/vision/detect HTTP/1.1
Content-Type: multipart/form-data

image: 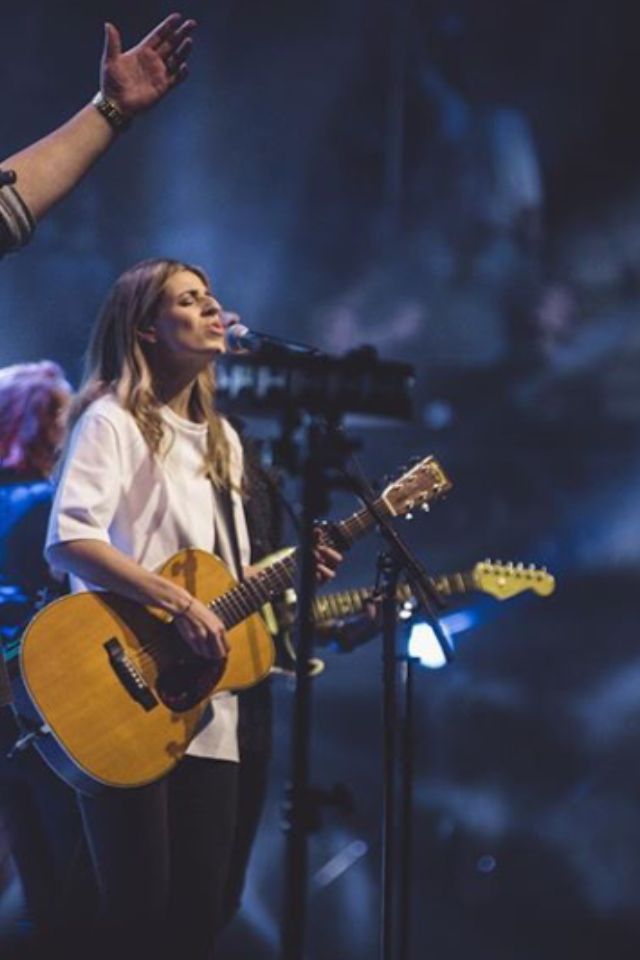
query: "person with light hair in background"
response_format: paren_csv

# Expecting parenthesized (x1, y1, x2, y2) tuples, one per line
(0, 360, 98, 957)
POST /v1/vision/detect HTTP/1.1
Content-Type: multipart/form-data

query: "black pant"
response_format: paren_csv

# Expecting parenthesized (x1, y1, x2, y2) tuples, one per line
(223, 744, 271, 925)
(78, 756, 238, 960)
(223, 682, 273, 925)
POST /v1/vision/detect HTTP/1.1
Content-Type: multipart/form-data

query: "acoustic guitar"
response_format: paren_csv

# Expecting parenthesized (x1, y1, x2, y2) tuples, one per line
(17, 455, 451, 794)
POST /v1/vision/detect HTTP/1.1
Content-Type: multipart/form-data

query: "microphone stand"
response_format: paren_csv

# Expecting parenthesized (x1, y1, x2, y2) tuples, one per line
(344, 466, 454, 960)
(216, 343, 416, 958)
(281, 416, 355, 960)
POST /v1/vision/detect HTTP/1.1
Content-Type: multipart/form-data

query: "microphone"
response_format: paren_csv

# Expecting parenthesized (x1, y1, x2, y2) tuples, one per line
(224, 321, 321, 356)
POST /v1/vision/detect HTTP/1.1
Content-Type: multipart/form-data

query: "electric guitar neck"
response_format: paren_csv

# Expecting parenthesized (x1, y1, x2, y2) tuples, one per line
(312, 560, 555, 623)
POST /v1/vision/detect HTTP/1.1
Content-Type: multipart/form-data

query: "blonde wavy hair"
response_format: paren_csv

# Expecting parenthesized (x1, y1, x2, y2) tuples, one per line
(73, 258, 232, 488)
(0, 360, 71, 477)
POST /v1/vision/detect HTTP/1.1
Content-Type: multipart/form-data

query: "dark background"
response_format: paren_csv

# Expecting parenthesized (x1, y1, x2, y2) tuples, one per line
(3, 1, 640, 956)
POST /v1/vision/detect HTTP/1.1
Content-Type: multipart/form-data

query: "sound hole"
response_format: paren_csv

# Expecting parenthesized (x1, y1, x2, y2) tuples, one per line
(156, 657, 226, 713)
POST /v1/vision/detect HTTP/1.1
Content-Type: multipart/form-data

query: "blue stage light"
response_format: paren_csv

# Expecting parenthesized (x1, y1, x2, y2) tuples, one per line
(407, 621, 451, 668)
(407, 609, 479, 669)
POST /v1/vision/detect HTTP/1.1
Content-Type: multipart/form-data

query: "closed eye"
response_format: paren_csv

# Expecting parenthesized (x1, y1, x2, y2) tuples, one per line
(178, 289, 214, 306)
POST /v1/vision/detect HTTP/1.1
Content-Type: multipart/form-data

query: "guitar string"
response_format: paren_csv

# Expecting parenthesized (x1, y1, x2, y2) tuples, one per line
(128, 555, 299, 666)
(129, 548, 453, 671)
(130, 501, 430, 668)
(108, 477, 441, 669)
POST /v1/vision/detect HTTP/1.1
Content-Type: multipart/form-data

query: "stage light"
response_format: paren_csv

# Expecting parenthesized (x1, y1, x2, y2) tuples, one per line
(407, 609, 478, 669)
(408, 621, 451, 669)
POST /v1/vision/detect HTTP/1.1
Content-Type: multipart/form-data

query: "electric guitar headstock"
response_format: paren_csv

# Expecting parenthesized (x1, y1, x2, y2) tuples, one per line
(380, 455, 452, 518)
(471, 560, 555, 600)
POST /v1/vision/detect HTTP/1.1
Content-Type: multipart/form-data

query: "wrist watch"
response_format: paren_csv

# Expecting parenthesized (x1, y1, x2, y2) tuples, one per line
(92, 91, 131, 133)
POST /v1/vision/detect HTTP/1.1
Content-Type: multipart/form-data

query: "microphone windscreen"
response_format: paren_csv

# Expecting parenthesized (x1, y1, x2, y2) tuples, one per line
(224, 322, 251, 353)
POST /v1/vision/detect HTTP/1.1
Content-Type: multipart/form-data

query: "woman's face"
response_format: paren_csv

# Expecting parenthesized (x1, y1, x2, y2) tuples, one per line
(146, 269, 226, 365)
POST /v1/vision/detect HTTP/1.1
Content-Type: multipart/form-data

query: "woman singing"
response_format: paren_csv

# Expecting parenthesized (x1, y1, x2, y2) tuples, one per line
(45, 258, 340, 958)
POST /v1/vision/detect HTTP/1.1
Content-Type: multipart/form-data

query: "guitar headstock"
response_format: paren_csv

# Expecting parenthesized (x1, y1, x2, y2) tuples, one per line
(472, 560, 556, 600)
(380, 456, 452, 517)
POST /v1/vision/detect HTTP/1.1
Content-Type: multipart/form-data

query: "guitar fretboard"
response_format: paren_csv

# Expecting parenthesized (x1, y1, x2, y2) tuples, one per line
(208, 499, 389, 629)
(311, 570, 477, 623)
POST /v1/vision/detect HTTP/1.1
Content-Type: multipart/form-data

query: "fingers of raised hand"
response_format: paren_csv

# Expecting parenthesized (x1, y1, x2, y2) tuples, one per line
(152, 16, 197, 58)
(136, 14, 196, 85)
(145, 13, 184, 50)
(103, 22, 123, 62)
(166, 36, 194, 77)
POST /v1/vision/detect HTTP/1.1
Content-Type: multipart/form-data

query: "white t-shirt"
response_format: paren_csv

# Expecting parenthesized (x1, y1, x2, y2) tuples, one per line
(45, 392, 251, 763)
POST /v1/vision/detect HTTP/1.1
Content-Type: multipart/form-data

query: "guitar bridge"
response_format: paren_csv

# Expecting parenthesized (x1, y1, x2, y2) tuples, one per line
(104, 638, 158, 712)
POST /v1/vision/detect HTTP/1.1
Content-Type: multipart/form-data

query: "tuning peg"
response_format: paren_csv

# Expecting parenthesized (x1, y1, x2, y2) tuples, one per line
(420, 503, 430, 513)
(405, 512, 414, 521)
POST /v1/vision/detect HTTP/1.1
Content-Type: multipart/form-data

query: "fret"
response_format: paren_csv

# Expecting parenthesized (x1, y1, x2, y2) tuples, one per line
(313, 596, 329, 619)
(209, 565, 280, 629)
(210, 594, 235, 628)
(337, 592, 353, 616)
(341, 590, 358, 615)
(241, 576, 268, 610)
(345, 588, 369, 615)
(327, 592, 340, 619)
(236, 583, 257, 619)
(462, 571, 475, 592)
(260, 566, 281, 597)
(310, 574, 474, 628)
(333, 497, 385, 547)
(396, 583, 413, 605)
(204, 475, 441, 631)
(432, 575, 452, 597)
(212, 591, 243, 627)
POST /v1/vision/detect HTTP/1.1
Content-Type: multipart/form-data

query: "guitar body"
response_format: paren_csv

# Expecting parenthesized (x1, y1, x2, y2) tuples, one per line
(18, 549, 274, 795)
(16, 453, 452, 794)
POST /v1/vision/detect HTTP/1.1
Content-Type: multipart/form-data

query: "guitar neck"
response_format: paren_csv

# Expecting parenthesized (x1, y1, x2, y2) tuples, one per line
(209, 499, 393, 629)
(312, 570, 476, 624)
(311, 583, 409, 622)
(432, 571, 476, 598)
(325, 497, 393, 550)
(208, 450, 456, 630)
(210, 551, 297, 629)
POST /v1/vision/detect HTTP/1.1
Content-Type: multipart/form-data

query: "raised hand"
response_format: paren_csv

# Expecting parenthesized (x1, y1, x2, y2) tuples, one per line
(100, 13, 197, 118)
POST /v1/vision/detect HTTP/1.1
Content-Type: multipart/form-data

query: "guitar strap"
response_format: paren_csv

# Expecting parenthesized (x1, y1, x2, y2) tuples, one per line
(213, 482, 244, 582)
